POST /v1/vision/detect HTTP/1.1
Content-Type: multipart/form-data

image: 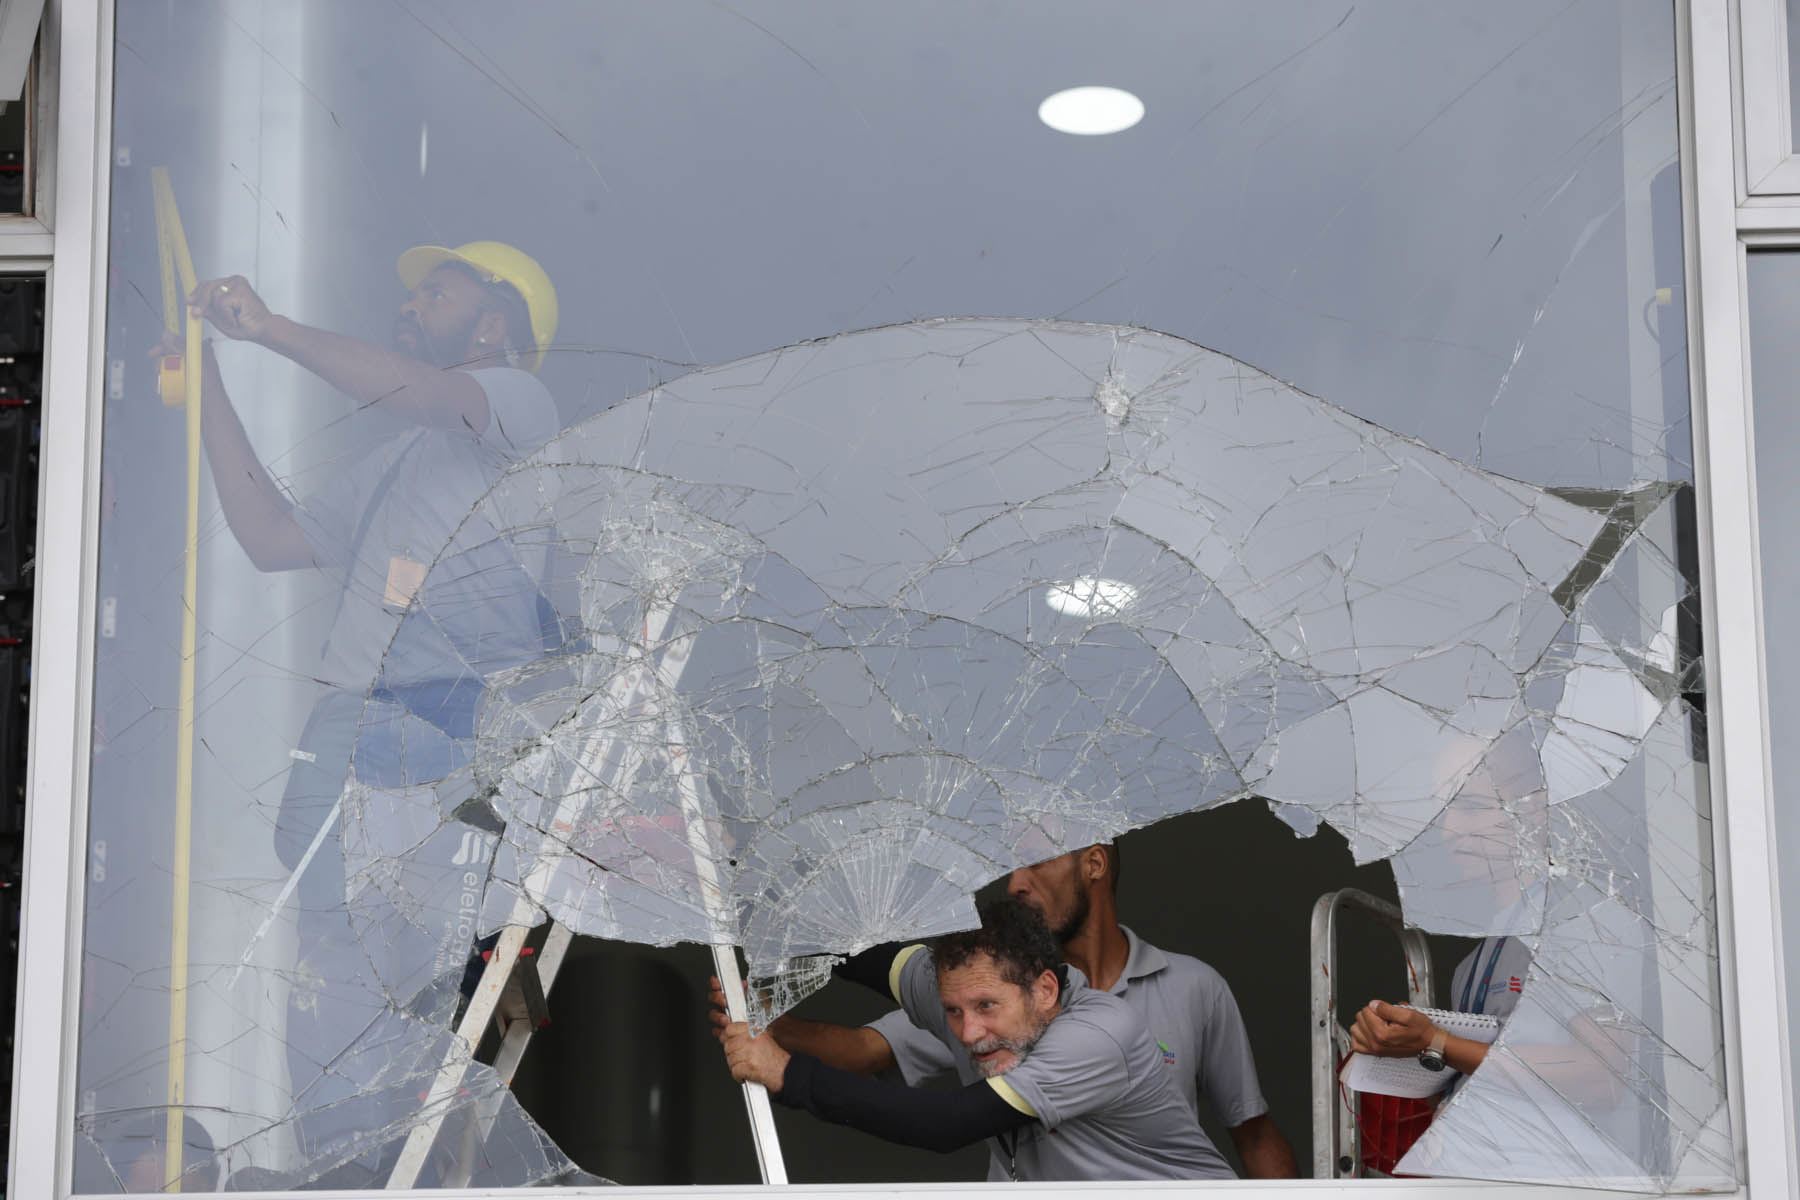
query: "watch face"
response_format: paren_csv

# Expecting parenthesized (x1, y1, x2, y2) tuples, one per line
(1418, 1051, 1447, 1072)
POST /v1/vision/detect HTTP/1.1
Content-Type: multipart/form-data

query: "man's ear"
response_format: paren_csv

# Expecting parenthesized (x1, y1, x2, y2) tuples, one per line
(1081, 844, 1106, 886)
(1033, 968, 1060, 1014)
(473, 308, 509, 352)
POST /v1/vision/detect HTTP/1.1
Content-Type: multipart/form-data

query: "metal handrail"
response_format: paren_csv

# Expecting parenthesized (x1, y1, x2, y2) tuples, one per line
(1309, 888, 1435, 1179)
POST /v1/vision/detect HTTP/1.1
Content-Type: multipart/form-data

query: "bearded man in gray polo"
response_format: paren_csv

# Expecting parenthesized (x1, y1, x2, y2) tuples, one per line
(718, 896, 1235, 1182)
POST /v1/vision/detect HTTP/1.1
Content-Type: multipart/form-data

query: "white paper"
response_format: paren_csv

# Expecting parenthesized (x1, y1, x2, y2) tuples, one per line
(1341, 1007, 1502, 1099)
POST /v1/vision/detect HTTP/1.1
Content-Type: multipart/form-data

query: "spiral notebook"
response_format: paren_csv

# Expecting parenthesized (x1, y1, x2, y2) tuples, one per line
(1339, 1007, 1502, 1099)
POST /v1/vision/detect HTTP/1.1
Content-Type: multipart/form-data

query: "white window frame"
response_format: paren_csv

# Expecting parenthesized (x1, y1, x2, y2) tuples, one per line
(0, 3, 56, 262)
(1737, 0, 1800, 194)
(1736, 0, 1798, 193)
(1702, 0, 1800, 1195)
(2, 1, 1790, 1197)
(8, 0, 96, 1197)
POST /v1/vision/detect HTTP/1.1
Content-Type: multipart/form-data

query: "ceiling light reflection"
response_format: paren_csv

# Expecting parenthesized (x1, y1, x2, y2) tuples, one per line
(1045, 576, 1138, 618)
(1038, 86, 1145, 136)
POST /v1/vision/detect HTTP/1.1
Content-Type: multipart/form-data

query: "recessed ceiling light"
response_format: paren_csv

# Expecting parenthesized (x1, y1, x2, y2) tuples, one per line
(1038, 86, 1145, 136)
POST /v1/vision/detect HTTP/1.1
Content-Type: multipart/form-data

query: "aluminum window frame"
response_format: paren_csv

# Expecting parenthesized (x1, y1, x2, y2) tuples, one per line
(0, 10, 60, 263)
(1700, 0, 1800, 1194)
(6, 0, 98, 1194)
(1, 1, 1786, 1197)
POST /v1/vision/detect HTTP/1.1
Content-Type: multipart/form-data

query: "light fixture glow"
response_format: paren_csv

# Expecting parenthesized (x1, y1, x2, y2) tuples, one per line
(1038, 86, 1145, 136)
(1045, 576, 1139, 618)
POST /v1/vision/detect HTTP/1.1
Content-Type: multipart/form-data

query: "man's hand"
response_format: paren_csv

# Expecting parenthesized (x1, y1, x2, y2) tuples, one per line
(1350, 1000, 1437, 1057)
(711, 974, 905, 1076)
(720, 1020, 790, 1094)
(190, 275, 275, 342)
(185, 276, 493, 432)
(707, 975, 736, 1044)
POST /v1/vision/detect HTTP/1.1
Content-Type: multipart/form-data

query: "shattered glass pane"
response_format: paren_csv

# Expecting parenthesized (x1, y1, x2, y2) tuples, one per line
(79, 0, 1728, 1191)
(404, 322, 1611, 963)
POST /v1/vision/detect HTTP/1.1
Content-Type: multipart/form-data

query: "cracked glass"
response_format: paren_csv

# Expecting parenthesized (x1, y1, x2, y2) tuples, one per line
(77, 0, 1730, 1191)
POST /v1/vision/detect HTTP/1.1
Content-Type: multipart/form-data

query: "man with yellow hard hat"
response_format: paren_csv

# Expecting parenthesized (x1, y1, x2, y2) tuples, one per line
(182, 242, 562, 1183)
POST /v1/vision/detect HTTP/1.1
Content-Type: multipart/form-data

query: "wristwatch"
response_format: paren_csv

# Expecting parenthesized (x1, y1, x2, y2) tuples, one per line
(1418, 1028, 1449, 1072)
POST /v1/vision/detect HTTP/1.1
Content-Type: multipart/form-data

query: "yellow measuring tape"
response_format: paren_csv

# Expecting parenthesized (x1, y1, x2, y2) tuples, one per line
(150, 166, 200, 1192)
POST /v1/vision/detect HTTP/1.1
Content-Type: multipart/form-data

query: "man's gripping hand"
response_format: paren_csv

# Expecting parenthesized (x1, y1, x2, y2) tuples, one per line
(190, 276, 275, 342)
(706, 975, 735, 1044)
(720, 1020, 790, 1094)
(1349, 1000, 1437, 1057)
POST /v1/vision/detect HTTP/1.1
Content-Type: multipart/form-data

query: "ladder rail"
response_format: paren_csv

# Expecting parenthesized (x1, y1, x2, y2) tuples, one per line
(1309, 888, 1435, 1180)
(657, 638, 788, 1183)
(442, 922, 575, 1189)
(388, 602, 787, 1187)
(389, 601, 679, 1190)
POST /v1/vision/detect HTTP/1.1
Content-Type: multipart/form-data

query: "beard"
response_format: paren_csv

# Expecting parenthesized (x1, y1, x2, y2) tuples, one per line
(968, 1012, 1053, 1079)
(1051, 885, 1090, 943)
(392, 312, 477, 367)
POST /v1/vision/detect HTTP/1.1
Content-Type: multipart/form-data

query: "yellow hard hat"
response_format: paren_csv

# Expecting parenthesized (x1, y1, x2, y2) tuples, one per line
(396, 240, 559, 372)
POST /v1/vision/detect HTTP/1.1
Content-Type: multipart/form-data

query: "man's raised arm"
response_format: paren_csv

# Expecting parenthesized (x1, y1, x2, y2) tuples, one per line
(169, 336, 316, 572)
(190, 275, 490, 434)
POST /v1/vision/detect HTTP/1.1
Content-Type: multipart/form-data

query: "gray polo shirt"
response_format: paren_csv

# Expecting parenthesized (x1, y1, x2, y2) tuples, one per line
(891, 945, 1236, 1182)
(872, 926, 1269, 1127)
(293, 367, 560, 690)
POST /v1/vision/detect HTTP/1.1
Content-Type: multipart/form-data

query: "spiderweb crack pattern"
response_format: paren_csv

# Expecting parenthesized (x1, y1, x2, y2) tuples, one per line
(352, 319, 1727, 1190)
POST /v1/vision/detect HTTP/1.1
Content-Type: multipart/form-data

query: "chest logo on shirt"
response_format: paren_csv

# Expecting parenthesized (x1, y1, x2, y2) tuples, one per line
(1157, 1039, 1177, 1067)
(1488, 977, 1523, 996)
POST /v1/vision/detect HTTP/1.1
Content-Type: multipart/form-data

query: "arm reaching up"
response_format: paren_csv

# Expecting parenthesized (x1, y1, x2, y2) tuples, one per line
(190, 275, 491, 433)
(154, 334, 317, 572)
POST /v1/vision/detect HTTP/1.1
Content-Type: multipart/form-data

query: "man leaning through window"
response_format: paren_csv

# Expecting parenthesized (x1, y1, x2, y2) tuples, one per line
(732, 843, 1299, 1178)
(717, 895, 1238, 1182)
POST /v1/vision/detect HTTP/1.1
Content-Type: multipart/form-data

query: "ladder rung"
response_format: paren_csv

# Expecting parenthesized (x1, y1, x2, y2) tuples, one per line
(490, 943, 552, 1032)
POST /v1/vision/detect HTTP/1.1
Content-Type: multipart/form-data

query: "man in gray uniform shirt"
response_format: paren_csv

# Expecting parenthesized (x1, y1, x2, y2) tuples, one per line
(765, 843, 1300, 1178)
(719, 897, 1235, 1182)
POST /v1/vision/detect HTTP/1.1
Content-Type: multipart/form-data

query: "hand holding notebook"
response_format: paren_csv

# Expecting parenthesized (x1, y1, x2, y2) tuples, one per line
(1341, 1006, 1501, 1098)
